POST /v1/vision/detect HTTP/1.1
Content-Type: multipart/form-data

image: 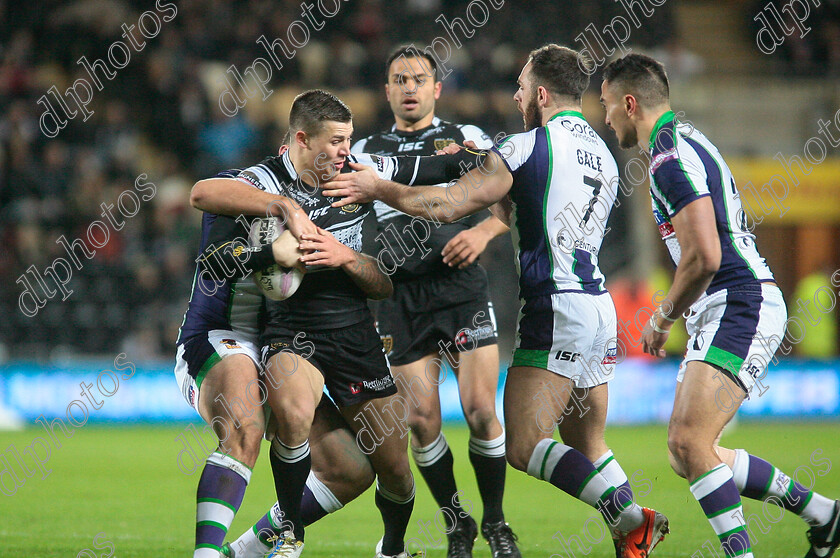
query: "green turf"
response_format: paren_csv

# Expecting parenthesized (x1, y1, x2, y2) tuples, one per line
(2, 422, 838, 557)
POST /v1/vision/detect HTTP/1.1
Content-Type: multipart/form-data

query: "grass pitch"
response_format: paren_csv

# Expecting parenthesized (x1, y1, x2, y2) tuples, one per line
(2, 422, 838, 557)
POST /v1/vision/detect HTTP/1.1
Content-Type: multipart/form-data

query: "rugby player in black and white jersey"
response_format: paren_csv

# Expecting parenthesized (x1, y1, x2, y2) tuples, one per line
(189, 90, 487, 558)
(352, 45, 519, 558)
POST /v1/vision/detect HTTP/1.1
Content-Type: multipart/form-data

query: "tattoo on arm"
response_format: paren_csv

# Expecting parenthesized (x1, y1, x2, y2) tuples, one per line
(346, 251, 392, 300)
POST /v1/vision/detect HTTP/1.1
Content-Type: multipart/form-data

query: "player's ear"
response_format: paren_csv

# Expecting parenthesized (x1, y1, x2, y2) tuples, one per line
(385, 82, 391, 102)
(294, 130, 309, 149)
(433, 80, 442, 99)
(623, 94, 636, 117)
(537, 85, 549, 108)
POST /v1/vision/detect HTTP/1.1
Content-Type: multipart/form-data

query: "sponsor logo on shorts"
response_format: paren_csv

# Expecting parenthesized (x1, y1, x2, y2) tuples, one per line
(657, 221, 675, 238)
(434, 138, 455, 151)
(221, 338, 241, 349)
(744, 363, 762, 378)
(602, 346, 617, 365)
(554, 350, 580, 362)
(268, 341, 290, 351)
(380, 335, 394, 354)
(454, 325, 495, 347)
(188, 385, 196, 407)
(350, 376, 395, 394)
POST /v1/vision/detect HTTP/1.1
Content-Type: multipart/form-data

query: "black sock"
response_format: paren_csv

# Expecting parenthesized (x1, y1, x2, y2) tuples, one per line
(468, 433, 507, 525)
(375, 481, 415, 556)
(269, 438, 311, 541)
(412, 433, 465, 526)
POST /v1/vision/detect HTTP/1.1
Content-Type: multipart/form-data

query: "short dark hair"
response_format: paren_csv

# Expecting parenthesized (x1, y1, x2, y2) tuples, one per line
(385, 44, 438, 82)
(526, 44, 590, 103)
(602, 54, 670, 107)
(289, 89, 352, 137)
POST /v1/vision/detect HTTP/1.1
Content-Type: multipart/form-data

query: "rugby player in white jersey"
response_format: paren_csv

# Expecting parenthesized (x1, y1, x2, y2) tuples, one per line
(322, 44, 669, 558)
(600, 53, 839, 558)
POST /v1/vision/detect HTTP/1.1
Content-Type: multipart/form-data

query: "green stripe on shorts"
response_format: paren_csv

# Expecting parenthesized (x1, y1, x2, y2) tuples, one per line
(511, 349, 550, 370)
(705, 346, 744, 375)
(196, 352, 222, 389)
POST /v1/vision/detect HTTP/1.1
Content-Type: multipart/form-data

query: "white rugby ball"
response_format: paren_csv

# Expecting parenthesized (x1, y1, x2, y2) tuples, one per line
(247, 217, 304, 301)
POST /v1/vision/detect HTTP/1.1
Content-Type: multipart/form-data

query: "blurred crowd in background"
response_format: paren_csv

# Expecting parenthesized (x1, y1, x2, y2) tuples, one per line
(1, 0, 838, 361)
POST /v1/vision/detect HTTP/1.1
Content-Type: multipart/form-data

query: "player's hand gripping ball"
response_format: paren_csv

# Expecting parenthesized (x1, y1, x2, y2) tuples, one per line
(247, 217, 304, 301)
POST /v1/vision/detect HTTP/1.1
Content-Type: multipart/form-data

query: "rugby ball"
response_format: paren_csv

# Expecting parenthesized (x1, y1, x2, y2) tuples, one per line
(247, 217, 304, 301)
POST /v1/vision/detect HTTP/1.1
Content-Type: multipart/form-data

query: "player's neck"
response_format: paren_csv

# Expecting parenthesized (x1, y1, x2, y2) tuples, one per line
(636, 105, 672, 151)
(541, 104, 581, 126)
(289, 147, 317, 186)
(394, 112, 435, 132)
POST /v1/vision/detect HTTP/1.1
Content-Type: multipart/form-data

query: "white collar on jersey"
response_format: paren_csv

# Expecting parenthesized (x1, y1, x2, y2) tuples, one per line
(281, 150, 298, 179)
(390, 116, 441, 132)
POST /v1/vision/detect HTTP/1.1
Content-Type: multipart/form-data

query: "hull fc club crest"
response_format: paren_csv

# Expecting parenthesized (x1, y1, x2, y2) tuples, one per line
(381, 335, 394, 354)
(434, 138, 455, 151)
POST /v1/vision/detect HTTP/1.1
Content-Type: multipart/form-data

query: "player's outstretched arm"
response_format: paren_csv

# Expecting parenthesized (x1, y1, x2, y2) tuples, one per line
(642, 196, 721, 357)
(190, 178, 317, 239)
(324, 151, 513, 223)
(298, 228, 393, 300)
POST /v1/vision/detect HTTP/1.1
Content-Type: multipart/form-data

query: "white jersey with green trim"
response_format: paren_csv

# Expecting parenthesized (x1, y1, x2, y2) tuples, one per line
(647, 111, 775, 295)
(491, 111, 619, 298)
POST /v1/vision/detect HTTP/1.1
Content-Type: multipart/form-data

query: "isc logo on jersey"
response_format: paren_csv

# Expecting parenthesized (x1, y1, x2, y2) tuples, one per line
(397, 141, 424, 152)
(309, 206, 331, 219)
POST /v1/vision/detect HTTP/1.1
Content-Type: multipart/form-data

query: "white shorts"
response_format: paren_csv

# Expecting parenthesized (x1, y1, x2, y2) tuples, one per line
(174, 329, 261, 413)
(677, 283, 787, 394)
(511, 291, 617, 388)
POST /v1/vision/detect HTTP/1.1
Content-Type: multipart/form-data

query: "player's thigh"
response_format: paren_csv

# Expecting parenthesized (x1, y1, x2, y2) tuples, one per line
(263, 349, 324, 427)
(669, 360, 745, 450)
(504, 365, 575, 470)
(557, 383, 609, 462)
(310, 397, 374, 502)
(175, 331, 266, 439)
(199, 354, 265, 431)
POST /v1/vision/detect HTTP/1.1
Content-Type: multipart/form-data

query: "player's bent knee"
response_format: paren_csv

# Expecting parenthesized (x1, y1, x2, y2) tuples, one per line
(505, 444, 531, 472)
(667, 430, 698, 469)
(407, 411, 442, 441)
(667, 448, 688, 479)
(462, 400, 497, 429)
(271, 403, 316, 439)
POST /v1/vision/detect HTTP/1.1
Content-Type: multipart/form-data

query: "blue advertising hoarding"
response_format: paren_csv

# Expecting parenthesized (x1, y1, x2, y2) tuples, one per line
(0, 358, 837, 427)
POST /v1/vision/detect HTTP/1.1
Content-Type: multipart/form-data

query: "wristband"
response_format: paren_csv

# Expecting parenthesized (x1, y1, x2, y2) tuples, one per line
(657, 306, 677, 322)
(649, 314, 670, 334)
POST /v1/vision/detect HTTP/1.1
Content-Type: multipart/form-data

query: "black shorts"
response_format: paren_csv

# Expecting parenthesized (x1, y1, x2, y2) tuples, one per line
(261, 315, 397, 407)
(376, 265, 498, 366)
